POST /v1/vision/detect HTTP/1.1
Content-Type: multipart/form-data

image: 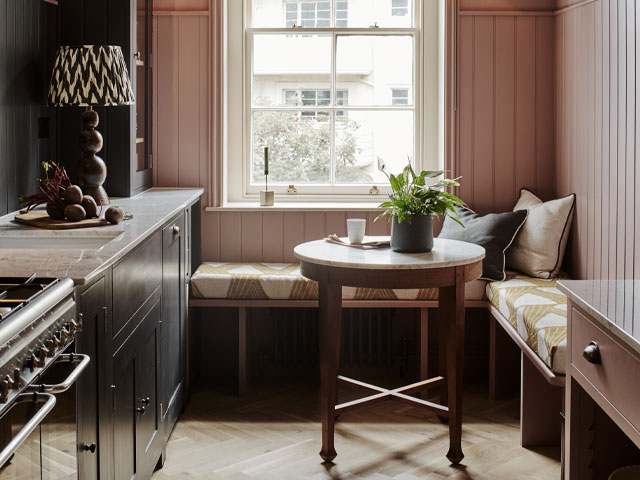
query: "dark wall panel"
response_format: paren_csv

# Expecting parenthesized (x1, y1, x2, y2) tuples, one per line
(57, 0, 136, 197)
(0, 0, 58, 216)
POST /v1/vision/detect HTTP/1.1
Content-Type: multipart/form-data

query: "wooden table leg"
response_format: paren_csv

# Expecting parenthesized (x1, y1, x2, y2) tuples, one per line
(319, 280, 342, 462)
(440, 266, 466, 464)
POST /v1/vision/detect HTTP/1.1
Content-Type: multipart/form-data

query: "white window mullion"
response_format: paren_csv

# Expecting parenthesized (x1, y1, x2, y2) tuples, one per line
(330, 29, 337, 187)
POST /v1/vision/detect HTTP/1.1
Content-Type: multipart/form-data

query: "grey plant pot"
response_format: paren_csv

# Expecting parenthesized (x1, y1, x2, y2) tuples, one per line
(390, 214, 434, 253)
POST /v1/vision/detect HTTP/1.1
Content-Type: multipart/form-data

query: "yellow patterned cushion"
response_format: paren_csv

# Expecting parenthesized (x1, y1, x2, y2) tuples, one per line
(191, 263, 488, 301)
(486, 275, 568, 374)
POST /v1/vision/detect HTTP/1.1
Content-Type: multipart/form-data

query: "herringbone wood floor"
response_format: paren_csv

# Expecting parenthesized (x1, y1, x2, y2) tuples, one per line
(152, 382, 560, 480)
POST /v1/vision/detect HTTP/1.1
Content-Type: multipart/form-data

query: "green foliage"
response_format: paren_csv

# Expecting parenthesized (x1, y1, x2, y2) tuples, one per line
(252, 106, 371, 184)
(376, 161, 466, 225)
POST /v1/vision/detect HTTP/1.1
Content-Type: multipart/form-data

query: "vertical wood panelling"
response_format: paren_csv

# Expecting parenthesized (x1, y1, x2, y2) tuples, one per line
(556, 0, 640, 280)
(472, 17, 495, 215)
(177, 16, 201, 187)
(456, 12, 555, 215)
(155, 15, 179, 187)
(457, 16, 474, 208)
(219, 212, 242, 262)
(0, 0, 57, 216)
(261, 212, 284, 262)
(515, 17, 537, 195)
(494, 17, 516, 212)
(282, 213, 305, 263)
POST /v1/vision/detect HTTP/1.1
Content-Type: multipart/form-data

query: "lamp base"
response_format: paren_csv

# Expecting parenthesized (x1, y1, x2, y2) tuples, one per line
(83, 186, 110, 206)
(78, 108, 109, 205)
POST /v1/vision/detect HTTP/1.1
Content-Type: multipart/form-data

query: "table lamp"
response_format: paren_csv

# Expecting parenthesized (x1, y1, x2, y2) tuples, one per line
(48, 45, 135, 205)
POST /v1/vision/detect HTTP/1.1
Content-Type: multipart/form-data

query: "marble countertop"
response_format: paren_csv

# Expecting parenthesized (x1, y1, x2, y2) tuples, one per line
(0, 188, 203, 285)
(558, 280, 640, 353)
(294, 237, 485, 270)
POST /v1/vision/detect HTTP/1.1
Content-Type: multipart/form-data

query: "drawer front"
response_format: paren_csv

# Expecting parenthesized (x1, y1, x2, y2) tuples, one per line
(571, 306, 640, 430)
(112, 231, 163, 338)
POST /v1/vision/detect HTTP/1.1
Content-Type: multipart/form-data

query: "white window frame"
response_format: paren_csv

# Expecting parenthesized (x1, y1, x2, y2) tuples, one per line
(224, 0, 444, 203)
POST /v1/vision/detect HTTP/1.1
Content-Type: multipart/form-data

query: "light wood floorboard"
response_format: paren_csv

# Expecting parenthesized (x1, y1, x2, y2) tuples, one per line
(152, 383, 560, 480)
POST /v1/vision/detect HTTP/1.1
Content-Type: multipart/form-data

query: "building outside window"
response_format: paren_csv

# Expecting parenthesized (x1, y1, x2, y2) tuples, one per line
(392, 0, 410, 17)
(284, 89, 348, 118)
(391, 88, 410, 105)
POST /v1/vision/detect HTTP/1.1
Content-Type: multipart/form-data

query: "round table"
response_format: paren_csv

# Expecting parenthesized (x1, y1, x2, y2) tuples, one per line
(294, 237, 485, 464)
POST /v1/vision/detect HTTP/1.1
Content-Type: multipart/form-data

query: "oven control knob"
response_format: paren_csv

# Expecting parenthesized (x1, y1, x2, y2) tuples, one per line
(4, 375, 14, 390)
(38, 347, 48, 365)
(82, 443, 97, 454)
(60, 327, 70, 342)
(13, 368, 21, 386)
(0, 381, 8, 403)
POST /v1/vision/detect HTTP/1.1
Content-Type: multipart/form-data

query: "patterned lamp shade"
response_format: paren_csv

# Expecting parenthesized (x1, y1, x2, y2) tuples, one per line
(48, 45, 135, 107)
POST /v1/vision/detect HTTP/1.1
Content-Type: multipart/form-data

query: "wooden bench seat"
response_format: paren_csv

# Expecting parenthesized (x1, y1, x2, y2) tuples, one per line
(189, 262, 569, 447)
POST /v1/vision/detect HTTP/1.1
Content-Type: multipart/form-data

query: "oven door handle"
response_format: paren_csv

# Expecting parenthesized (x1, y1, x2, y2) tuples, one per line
(28, 353, 90, 394)
(0, 393, 57, 468)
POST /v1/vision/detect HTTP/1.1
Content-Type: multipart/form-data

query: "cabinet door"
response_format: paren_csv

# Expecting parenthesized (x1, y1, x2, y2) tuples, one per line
(77, 276, 107, 479)
(161, 212, 186, 438)
(113, 295, 163, 480)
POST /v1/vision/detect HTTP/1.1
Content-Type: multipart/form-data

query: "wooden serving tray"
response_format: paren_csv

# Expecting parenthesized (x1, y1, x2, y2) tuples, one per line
(15, 211, 109, 230)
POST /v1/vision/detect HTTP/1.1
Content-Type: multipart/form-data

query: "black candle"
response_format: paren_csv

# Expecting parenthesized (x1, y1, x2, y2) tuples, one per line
(264, 145, 269, 176)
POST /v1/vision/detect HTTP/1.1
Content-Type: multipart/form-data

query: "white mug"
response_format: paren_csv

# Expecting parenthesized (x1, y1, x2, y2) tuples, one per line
(347, 218, 366, 244)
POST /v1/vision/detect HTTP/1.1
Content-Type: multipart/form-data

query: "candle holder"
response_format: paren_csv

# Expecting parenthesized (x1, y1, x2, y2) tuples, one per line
(260, 145, 274, 206)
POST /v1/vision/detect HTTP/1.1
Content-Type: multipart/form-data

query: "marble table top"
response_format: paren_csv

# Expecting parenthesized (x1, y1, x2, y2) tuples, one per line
(558, 280, 640, 354)
(0, 188, 203, 285)
(294, 237, 485, 270)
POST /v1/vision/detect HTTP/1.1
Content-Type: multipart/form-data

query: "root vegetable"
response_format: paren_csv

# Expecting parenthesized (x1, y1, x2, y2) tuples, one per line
(63, 185, 83, 205)
(64, 204, 86, 222)
(81, 195, 98, 218)
(46, 202, 65, 220)
(105, 206, 124, 224)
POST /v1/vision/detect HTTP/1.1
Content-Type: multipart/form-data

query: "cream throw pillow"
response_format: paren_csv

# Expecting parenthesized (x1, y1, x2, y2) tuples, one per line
(506, 189, 576, 279)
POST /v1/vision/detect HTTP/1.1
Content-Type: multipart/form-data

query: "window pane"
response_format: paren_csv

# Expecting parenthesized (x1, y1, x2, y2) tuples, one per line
(336, 35, 413, 106)
(335, 110, 414, 184)
(253, 34, 331, 106)
(252, 110, 331, 184)
(339, 0, 412, 27)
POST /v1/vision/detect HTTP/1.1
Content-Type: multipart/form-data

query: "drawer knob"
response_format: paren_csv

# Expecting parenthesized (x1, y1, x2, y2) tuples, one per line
(583, 341, 601, 365)
(172, 225, 181, 235)
(82, 443, 97, 453)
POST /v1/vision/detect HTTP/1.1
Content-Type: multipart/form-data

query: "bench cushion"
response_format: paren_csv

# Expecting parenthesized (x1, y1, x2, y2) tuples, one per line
(191, 262, 488, 301)
(486, 275, 567, 375)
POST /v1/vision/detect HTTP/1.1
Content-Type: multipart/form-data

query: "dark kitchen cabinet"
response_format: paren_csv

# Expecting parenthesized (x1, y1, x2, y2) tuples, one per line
(74, 202, 198, 479)
(76, 275, 110, 479)
(161, 213, 187, 442)
(112, 293, 163, 480)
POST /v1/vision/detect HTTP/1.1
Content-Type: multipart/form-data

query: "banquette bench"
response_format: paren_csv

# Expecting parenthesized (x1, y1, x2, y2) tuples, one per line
(189, 262, 568, 447)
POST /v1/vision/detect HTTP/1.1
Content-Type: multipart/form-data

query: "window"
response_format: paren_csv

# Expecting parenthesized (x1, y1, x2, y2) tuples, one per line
(285, 1, 331, 28)
(391, 88, 409, 105)
(284, 89, 348, 118)
(225, 0, 442, 201)
(392, 0, 410, 17)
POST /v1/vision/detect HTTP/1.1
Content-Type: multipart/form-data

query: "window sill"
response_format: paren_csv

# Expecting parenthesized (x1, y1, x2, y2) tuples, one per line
(205, 202, 384, 212)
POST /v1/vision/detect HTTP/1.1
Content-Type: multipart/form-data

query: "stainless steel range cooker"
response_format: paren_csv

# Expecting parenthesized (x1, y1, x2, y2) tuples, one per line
(0, 276, 88, 479)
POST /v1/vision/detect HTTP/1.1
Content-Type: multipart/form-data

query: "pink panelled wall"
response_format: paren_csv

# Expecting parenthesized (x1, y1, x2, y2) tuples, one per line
(152, 10, 209, 190)
(456, 7, 556, 215)
(556, 0, 639, 281)
(152, 0, 557, 263)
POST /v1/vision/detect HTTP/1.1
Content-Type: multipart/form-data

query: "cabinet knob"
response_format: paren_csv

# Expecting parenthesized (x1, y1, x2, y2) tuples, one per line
(82, 443, 97, 453)
(172, 225, 181, 235)
(583, 341, 601, 365)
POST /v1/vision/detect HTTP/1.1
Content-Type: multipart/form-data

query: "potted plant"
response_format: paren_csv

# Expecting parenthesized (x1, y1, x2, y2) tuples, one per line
(376, 161, 465, 253)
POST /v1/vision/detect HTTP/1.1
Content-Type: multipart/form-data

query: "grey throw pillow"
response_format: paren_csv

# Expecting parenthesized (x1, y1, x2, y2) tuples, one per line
(439, 207, 528, 281)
